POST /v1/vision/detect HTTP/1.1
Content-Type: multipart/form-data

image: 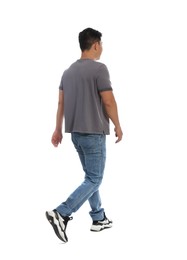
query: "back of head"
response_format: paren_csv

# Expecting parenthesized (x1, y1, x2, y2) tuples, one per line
(79, 28, 102, 52)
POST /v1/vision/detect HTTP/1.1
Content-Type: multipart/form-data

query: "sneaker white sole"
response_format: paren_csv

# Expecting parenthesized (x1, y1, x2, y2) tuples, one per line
(90, 222, 113, 232)
(46, 210, 68, 242)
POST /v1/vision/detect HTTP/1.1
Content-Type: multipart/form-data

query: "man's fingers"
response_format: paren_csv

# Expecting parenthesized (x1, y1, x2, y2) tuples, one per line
(115, 136, 122, 143)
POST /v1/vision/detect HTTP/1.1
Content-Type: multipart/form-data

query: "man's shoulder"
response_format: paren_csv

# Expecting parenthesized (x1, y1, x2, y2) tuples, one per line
(62, 60, 78, 74)
(94, 61, 107, 68)
(63, 60, 108, 76)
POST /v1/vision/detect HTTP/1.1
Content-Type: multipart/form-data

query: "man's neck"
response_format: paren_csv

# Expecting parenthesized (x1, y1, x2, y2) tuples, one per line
(80, 52, 96, 60)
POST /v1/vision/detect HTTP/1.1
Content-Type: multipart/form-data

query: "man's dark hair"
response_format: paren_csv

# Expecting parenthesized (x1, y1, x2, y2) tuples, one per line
(79, 28, 102, 51)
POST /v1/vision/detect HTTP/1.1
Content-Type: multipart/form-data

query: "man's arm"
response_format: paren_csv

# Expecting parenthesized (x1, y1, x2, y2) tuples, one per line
(51, 90, 64, 147)
(100, 90, 123, 143)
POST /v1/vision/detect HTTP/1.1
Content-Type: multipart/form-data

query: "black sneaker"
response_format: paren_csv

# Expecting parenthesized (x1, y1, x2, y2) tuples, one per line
(90, 213, 113, 232)
(45, 210, 72, 242)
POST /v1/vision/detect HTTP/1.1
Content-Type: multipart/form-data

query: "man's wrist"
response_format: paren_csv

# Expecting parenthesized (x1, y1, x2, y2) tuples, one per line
(55, 127, 62, 132)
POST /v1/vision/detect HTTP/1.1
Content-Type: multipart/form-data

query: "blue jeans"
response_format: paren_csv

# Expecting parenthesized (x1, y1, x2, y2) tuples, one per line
(55, 133, 106, 221)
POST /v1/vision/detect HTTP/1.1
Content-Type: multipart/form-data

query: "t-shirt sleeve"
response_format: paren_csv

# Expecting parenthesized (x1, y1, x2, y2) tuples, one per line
(59, 75, 63, 90)
(96, 64, 113, 92)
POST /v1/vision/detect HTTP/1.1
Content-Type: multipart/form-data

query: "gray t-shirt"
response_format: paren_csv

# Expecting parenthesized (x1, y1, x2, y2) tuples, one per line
(59, 59, 113, 134)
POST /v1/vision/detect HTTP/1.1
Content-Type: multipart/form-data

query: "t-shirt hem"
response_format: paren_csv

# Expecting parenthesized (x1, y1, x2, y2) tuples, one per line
(99, 88, 113, 92)
(65, 130, 110, 135)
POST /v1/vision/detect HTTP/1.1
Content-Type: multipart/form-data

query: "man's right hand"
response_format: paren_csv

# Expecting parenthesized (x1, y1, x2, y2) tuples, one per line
(51, 130, 63, 147)
(114, 126, 123, 143)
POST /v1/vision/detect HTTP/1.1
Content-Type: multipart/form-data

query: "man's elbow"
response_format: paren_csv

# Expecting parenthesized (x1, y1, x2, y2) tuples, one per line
(103, 98, 115, 108)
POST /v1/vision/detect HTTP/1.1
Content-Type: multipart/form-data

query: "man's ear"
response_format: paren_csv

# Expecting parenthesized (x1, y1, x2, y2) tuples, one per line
(93, 42, 99, 51)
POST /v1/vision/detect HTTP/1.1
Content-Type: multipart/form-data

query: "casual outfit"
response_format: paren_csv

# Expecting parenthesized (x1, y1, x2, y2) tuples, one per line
(46, 59, 113, 242)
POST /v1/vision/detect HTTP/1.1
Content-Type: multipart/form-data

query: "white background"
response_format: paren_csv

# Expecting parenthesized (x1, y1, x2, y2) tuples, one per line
(0, 0, 187, 259)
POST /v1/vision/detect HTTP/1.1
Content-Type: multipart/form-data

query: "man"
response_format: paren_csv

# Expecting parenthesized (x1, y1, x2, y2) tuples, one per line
(46, 28, 123, 243)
